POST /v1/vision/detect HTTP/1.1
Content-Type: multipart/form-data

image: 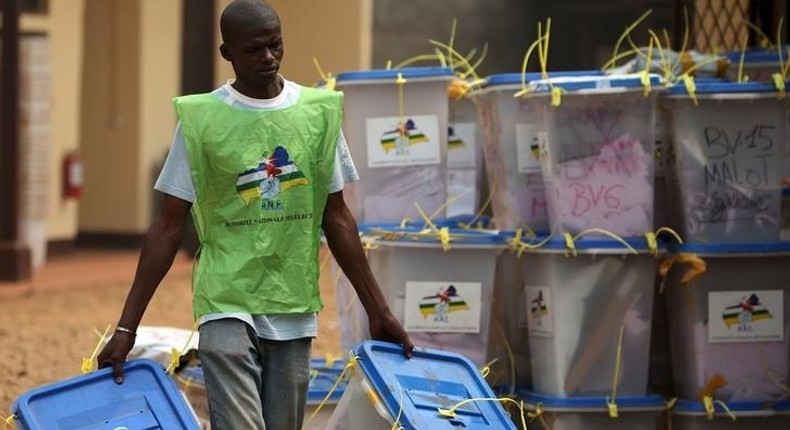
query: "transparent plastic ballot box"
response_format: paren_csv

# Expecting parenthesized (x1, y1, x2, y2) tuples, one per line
(336, 67, 455, 223)
(665, 80, 789, 243)
(516, 234, 659, 397)
(473, 71, 603, 232)
(356, 223, 506, 366)
(663, 241, 790, 402)
(530, 73, 663, 237)
(325, 340, 518, 430)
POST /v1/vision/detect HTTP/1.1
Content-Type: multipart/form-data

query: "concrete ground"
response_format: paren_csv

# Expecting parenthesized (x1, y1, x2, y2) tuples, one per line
(0, 247, 342, 419)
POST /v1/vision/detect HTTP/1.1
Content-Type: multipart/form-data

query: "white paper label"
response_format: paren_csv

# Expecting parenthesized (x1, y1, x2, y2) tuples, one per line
(447, 122, 477, 169)
(516, 124, 544, 174)
(708, 290, 784, 343)
(366, 115, 441, 168)
(404, 282, 482, 333)
(525, 286, 553, 337)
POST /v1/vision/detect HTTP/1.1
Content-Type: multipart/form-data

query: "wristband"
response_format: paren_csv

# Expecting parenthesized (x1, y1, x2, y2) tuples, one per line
(115, 325, 136, 336)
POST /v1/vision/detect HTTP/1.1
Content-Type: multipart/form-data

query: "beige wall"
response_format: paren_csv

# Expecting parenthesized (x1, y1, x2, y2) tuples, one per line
(139, 0, 183, 226)
(27, 0, 367, 241)
(18, 1, 86, 241)
(214, 0, 372, 87)
(79, 0, 182, 233)
(79, 0, 142, 232)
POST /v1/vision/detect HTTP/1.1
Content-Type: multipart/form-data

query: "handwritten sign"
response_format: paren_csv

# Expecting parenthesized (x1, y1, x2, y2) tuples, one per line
(550, 134, 654, 235)
(698, 124, 781, 223)
(555, 105, 625, 159)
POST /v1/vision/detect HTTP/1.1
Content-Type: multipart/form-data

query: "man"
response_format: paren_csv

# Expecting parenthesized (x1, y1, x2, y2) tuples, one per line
(96, 1, 413, 428)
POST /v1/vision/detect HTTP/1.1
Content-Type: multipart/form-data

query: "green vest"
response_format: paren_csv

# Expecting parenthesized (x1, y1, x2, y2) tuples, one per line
(174, 87, 342, 319)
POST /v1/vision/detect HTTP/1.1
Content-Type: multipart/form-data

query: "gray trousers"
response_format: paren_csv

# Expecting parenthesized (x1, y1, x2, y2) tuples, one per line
(198, 318, 312, 430)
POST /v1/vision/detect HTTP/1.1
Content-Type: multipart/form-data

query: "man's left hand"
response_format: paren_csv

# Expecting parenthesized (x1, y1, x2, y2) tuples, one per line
(368, 311, 414, 358)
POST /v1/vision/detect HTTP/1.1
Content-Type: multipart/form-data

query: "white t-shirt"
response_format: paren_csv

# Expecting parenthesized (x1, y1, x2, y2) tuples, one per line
(154, 78, 359, 340)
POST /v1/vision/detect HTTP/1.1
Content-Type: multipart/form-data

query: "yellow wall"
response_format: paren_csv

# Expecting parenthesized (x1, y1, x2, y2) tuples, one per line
(79, 0, 182, 233)
(139, 0, 182, 227)
(214, 0, 373, 87)
(18, 1, 86, 241)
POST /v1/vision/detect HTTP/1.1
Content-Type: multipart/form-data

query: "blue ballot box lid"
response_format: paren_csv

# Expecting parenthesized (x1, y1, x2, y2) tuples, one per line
(307, 357, 348, 404)
(353, 340, 518, 430)
(12, 358, 200, 430)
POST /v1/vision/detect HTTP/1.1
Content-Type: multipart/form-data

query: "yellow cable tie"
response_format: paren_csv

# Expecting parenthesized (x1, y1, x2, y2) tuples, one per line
(438, 408, 456, 418)
(2, 413, 15, 427)
(776, 18, 786, 78)
(640, 37, 654, 97)
(607, 325, 626, 418)
(573, 228, 638, 254)
(389, 383, 407, 430)
(166, 323, 198, 375)
(526, 402, 542, 419)
(609, 9, 654, 70)
(438, 397, 529, 429)
(550, 86, 562, 107)
(182, 375, 194, 390)
(765, 368, 790, 395)
(716, 399, 737, 421)
(703, 396, 737, 421)
(526, 403, 551, 430)
(463, 182, 497, 229)
(82, 324, 111, 374)
(773, 73, 786, 99)
(640, 70, 652, 97)
(305, 356, 358, 428)
(414, 203, 440, 232)
(362, 238, 380, 251)
(394, 54, 441, 69)
(508, 229, 524, 252)
(325, 76, 337, 91)
(439, 227, 451, 251)
(520, 234, 554, 256)
(645, 232, 658, 256)
(703, 396, 715, 420)
(324, 352, 340, 369)
(166, 347, 181, 375)
(607, 398, 619, 418)
(514, 88, 530, 98)
(682, 74, 698, 106)
(655, 227, 684, 244)
(666, 397, 678, 409)
(563, 232, 576, 257)
(312, 57, 337, 91)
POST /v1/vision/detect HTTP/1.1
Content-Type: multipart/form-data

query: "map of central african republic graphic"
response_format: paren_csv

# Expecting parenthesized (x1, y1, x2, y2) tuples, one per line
(235, 146, 309, 206)
(380, 119, 429, 153)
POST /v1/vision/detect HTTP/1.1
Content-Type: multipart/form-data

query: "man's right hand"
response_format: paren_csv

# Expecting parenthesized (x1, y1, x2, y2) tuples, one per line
(96, 331, 136, 384)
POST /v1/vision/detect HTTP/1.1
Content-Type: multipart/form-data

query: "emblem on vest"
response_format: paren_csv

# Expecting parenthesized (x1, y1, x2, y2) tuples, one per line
(235, 146, 309, 210)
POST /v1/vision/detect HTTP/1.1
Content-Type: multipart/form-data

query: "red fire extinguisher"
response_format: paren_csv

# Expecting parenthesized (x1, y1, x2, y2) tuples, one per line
(63, 151, 83, 199)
